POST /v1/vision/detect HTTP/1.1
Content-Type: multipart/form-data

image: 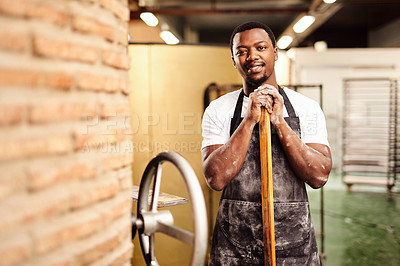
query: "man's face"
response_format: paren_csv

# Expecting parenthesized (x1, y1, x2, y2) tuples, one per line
(232, 28, 278, 88)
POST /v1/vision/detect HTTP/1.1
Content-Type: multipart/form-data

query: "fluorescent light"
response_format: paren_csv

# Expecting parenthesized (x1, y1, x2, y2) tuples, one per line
(293, 15, 315, 33)
(323, 0, 336, 3)
(160, 31, 180, 45)
(277, 35, 293, 49)
(140, 12, 158, 27)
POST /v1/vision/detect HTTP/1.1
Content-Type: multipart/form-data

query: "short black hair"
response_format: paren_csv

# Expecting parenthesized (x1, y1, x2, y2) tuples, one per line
(229, 22, 276, 55)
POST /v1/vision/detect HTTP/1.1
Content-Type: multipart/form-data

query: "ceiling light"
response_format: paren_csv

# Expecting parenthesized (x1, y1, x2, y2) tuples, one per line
(323, 0, 336, 3)
(160, 31, 180, 45)
(277, 35, 293, 50)
(140, 12, 158, 27)
(314, 41, 328, 52)
(293, 15, 315, 33)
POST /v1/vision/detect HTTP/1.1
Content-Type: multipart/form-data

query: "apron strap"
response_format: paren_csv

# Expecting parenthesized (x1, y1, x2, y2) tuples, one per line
(230, 90, 245, 136)
(278, 86, 297, 118)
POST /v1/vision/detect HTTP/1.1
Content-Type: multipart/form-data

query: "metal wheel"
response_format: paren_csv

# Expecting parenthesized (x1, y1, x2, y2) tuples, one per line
(134, 152, 208, 266)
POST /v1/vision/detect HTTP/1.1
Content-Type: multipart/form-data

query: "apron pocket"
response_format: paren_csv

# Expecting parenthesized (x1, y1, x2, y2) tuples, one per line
(218, 199, 263, 253)
(274, 201, 311, 251)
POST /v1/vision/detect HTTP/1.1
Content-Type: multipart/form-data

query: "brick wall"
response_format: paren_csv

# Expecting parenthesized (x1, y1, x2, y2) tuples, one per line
(0, 0, 133, 265)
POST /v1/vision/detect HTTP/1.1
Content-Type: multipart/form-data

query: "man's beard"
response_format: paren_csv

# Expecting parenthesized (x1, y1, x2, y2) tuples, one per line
(245, 75, 268, 89)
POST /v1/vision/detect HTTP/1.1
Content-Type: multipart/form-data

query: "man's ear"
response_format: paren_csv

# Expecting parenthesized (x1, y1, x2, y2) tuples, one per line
(274, 47, 278, 61)
(232, 56, 237, 68)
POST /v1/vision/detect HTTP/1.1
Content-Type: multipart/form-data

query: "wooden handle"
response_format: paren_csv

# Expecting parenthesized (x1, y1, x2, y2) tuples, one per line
(259, 107, 276, 266)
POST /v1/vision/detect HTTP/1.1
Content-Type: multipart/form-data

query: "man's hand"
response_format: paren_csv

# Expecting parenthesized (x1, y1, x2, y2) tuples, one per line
(246, 84, 284, 125)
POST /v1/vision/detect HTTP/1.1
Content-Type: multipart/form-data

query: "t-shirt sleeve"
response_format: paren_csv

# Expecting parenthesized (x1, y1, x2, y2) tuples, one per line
(201, 103, 230, 149)
(300, 101, 330, 147)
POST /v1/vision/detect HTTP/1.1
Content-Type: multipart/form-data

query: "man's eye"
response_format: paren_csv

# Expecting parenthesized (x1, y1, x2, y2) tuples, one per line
(236, 50, 246, 56)
(258, 46, 266, 50)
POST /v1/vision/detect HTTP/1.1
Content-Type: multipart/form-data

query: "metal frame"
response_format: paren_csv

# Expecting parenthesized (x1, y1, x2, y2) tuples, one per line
(134, 152, 208, 266)
(342, 78, 398, 200)
(389, 79, 399, 189)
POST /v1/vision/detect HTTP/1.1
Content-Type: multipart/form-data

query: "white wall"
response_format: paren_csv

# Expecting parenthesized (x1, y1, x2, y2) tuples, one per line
(289, 48, 400, 172)
(276, 51, 291, 85)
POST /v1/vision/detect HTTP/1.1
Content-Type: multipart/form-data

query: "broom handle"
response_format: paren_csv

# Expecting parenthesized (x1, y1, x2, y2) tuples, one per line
(259, 107, 276, 266)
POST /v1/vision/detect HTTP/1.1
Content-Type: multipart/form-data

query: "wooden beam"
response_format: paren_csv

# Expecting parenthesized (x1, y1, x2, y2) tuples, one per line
(131, 7, 308, 18)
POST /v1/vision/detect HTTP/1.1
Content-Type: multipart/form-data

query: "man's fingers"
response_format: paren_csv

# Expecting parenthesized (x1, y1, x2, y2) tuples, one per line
(256, 84, 276, 91)
(255, 85, 279, 101)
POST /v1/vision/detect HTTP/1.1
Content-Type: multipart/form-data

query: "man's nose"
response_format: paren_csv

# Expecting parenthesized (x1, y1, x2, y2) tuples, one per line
(247, 49, 260, 61)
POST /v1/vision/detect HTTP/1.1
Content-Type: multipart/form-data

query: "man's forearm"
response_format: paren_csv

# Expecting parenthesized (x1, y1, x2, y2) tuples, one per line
(274, 117, 332, 189)
(202, 117, 255, 191)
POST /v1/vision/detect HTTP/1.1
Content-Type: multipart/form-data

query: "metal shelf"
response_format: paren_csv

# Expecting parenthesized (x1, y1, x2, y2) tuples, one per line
(342, 78, 399, 199)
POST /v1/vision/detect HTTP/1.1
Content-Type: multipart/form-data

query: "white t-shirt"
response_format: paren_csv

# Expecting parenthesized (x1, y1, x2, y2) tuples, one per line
(201, 88, 330, 149)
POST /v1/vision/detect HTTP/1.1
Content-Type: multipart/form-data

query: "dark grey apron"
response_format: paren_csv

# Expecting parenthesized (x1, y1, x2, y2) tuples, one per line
(209, 87, 320, 266)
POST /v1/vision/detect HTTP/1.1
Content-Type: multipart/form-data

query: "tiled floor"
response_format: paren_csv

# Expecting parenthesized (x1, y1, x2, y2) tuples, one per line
(307, 174, 400, 266)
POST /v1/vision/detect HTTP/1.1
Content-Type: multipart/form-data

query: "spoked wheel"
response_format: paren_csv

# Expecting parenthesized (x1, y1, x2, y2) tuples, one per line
(133, 152, 208, 266)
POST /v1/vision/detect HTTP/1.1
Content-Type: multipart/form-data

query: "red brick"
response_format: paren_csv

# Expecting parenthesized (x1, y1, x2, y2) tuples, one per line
(0, 68, 74, 90)
(102, 152, 133, 171)
(33, 212, 101, 254)
(98, 194, 131, 224)
(41, 72, 74, 90)
(77, 72, 111, 92)
(118, 171, 132, 191)
(66, 214, 101, 242)
(112, 197, 131, 221)
(0, 103, 24, 125)
(74, 132, 107, 151)
(72, 15, 116, 42)
(0, 0, 68, 26)
(77, 72, 128, 93)
(121, 77, 131, 95)
(0, 135, 71, 161)
(0, 29, 28, 52)
(74, 126, 131, 152)
(28, 253, 72, 266)
(26, 2, 68, 27)
(33, 35, 98, 64)
(0, 165, 26, 200)
(71, 178, 119, 210)
(118, 129, 133, 142)
(88, 221, 132, 266)
(109, 240, 133, 266)
(71, 163, 97, 180)
(72, 215, 130, 265)
(102, 49, 130, 70)
(75, 233, 119, 265)
(118, 135, 133, 147)
(100, 0, 129, 21)
(29, 102, 98, 124)
(0, 0, 132, 264)
(0, 187, 70, 234)
(28, 161, 97, 191)
(116, 219, 131, 244)
(115, 27, 128, 45)
(0, 0, 26, 17)
(74, 132, 116, 151)
(0, 233, 32, 266)
(100, 103, 130, 118)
